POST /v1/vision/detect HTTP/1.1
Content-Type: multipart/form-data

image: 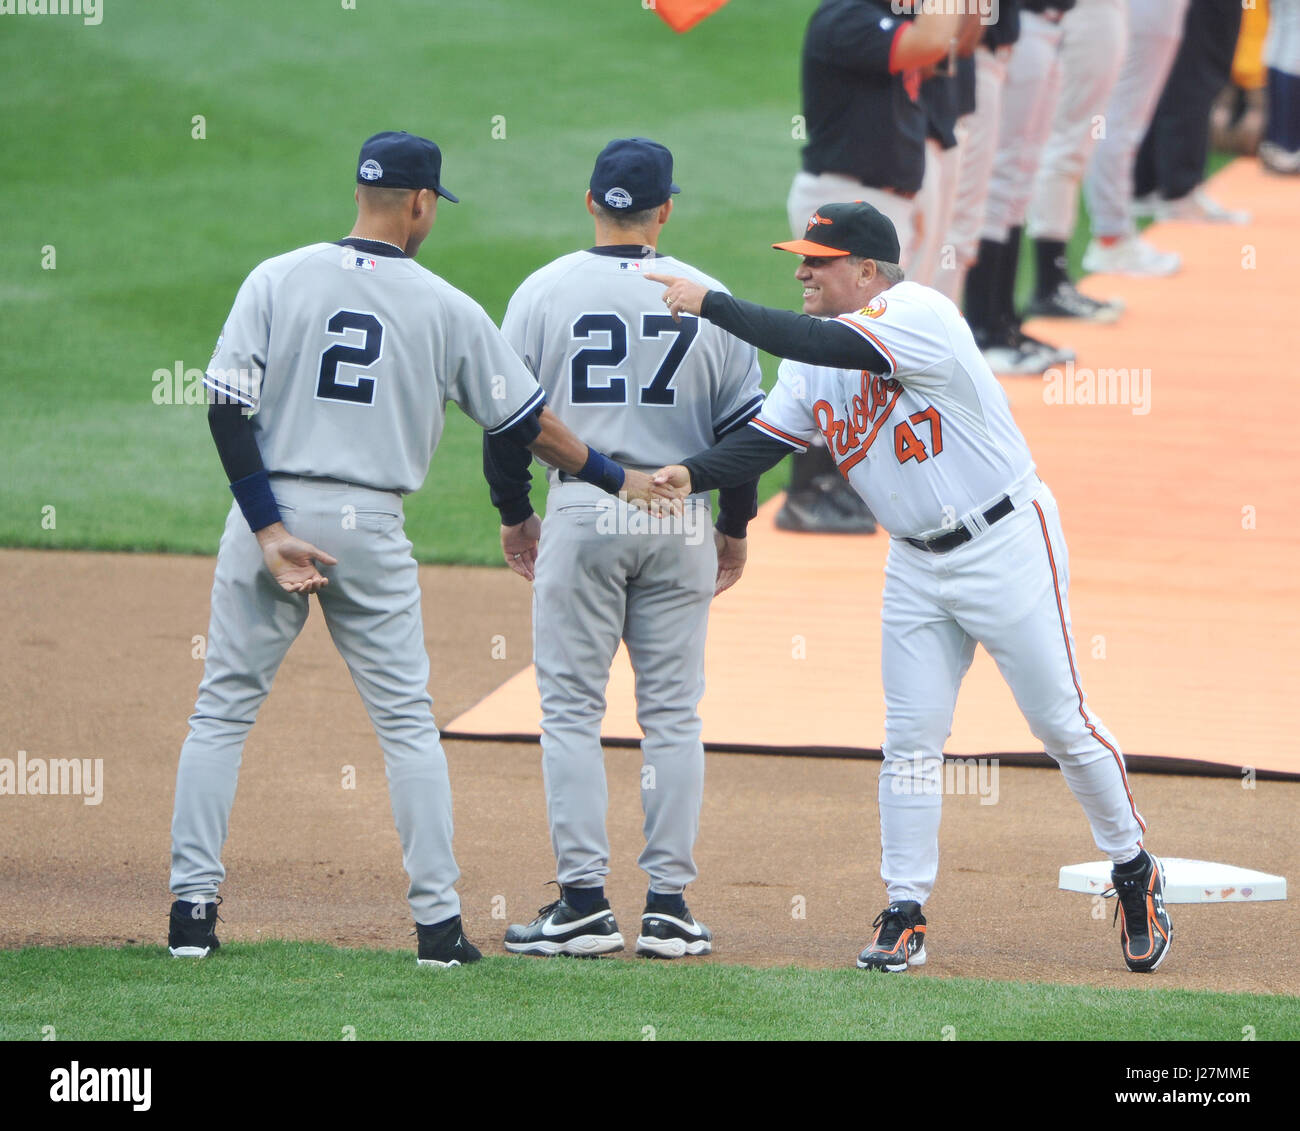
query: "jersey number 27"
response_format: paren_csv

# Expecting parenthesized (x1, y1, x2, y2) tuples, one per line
(569, 313, 698, 407)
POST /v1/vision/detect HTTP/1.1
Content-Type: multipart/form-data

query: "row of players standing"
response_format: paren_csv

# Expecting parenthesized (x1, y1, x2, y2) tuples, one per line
(780, 0, 1297, 534)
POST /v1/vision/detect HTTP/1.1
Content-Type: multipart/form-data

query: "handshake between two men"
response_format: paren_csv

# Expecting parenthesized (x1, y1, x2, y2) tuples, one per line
(498, 460, 742, 596)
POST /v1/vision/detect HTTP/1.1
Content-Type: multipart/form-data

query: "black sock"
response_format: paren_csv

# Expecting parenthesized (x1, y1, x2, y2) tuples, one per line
(646, 889, 687, 917)
(564, 885, 605, 913)
(1112, 850, 1149, 877)
(963, 238, 1004, 342)
(999, 226, 1024, 339)
(1034, 238, 1069, 299)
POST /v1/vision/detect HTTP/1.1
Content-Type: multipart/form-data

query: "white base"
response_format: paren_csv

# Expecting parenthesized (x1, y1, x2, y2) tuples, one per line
(1059, 858, 1286, 903)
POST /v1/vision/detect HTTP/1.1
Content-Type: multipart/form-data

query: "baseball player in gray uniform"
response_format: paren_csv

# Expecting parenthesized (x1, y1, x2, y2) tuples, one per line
(167, 131, 664, 967)
(484, 139, 764, 958)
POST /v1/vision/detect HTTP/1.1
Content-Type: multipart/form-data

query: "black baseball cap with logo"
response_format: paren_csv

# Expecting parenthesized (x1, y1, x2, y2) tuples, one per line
(356, 131, 459, 202)
(773, 201, 901, 262)
(590, 137, 681, 212)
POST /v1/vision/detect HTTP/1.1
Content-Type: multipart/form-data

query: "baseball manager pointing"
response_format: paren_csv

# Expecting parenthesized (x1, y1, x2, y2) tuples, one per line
(645, 202, 1172, 975)
(168, 131, 667, 967)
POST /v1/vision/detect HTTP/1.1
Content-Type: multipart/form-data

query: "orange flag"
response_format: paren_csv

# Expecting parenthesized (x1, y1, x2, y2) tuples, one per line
(652, 0, 731, 33)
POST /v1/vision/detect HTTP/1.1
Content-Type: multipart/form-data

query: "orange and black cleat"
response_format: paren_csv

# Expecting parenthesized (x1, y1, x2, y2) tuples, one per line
(857, 901, 927, 972)
(1107, 851, 1173, 973)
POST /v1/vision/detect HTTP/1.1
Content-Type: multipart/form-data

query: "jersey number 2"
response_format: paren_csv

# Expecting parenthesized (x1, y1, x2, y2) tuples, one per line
(317, 311, 384, 405)
(569, 313, 698, 406)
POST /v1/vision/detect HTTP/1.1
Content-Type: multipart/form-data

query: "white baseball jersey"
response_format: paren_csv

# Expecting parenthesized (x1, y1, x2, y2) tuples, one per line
(204, 241, 545, 493)
(751, 281, 1035, 538)
(502, 249, 764, 471)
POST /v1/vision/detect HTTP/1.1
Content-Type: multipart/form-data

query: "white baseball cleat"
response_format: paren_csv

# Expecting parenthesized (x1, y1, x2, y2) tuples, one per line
(1082, 236, 1181, 278)
(1158, 188, 1250, 225)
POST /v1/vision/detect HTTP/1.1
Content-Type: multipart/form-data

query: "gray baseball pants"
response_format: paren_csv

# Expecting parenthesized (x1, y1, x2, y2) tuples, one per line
(169, 475, 461, 926)
(532, 482, 716, 895)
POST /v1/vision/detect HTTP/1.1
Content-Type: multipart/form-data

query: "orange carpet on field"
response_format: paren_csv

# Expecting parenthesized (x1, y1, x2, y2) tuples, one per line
(447, 160, 1300, 778)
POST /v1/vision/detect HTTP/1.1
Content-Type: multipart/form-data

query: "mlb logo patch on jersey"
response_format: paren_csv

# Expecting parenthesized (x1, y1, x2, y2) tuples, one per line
(341, 248, 377, 271)
(619, 261, 643, 271)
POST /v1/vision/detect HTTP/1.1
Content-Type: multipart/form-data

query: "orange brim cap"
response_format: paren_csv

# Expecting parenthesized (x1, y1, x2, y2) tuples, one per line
(771, 239, 852, 256)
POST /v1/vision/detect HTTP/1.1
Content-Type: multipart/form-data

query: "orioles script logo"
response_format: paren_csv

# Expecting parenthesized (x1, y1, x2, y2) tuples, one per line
(813, 370, 902, 473)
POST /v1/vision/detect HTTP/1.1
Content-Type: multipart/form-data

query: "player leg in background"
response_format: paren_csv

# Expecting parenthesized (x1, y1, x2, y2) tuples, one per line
(623, 507, 717, 956)
(169, 498, 311, 910)
(1081, 0, 1191, 276)
(1210, 0, 1268, 157)
(305, 480, 463, 931)
(1131, 0, 1249, 224)
(932, 45, 1007, 306)
(874, 546, 976, 928)
(1261, 0, 1300, 174)
(1024, 0, 1128, 322)
(909, 137, 962, 288)
(968, 11, 1072, 377)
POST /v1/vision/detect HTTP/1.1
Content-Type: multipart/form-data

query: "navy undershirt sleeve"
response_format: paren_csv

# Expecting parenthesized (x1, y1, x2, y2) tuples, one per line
(483, 406, 543, 525)
(700, 291, 890, 372)
(683, 426, 793, 494)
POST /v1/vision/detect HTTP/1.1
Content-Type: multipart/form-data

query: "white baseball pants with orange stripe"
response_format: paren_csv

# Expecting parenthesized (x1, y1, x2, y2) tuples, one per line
(877, 479, 1146, 906)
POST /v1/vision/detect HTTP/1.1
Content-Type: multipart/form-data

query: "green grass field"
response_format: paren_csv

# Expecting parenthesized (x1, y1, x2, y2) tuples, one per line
(1, 2, 1264, 1045)
(0, 0, 1177, 565)
(2, 943, 1294, 1042)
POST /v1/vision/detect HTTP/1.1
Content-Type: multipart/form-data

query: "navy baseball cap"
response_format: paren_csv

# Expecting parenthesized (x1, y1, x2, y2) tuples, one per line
(356, 131, 459, 202)
(590, 138, 680, 212)
(774, 201, 901, 262)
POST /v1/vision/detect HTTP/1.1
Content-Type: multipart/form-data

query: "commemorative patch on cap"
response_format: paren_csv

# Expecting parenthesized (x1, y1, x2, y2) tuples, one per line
(590, 138, 681, 213)
(355, 131, 459, 202)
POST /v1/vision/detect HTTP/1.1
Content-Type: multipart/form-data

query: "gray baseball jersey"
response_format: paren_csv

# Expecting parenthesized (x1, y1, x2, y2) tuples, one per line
(501, 246, 762, 910)
(172, 236, 538, 935)
(205, 241, 544, 492)
(502, 250, 763, 472)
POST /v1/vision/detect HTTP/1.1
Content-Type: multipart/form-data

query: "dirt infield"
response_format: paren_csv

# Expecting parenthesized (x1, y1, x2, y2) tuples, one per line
(0, 548, 1295, 996)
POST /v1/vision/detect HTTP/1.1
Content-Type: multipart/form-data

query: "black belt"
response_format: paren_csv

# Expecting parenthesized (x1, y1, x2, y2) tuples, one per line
(903, 495, 1014, 554)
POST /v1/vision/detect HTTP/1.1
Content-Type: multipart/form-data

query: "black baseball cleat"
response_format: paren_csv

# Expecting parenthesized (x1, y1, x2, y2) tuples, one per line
(635, 906, 713, 959)
(168, 897, 222, 958)
(415, 915, 482, 968)
(857, 901, 927, 972)
(1024, 281, 1124, 324)
(1106, 852, 1173, 973)
(504, 896, 624, 957)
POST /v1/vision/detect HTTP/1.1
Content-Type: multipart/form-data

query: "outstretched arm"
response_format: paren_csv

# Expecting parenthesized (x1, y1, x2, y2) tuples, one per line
(655, 424, 795, 497)
(645, 274, 889, 371)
